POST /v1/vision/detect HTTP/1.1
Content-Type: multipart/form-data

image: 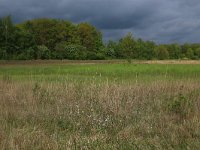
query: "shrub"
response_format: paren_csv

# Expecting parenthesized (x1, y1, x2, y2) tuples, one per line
(54, 42, 87, 60)
(167, 94, 193, 120)
(0, 48, 7, 60)
(37, 45, 51, 59)
(86, 51, 106, 60)
(186, 48, 194, 59)
(194, 48, 200, 58)
(155, 46, 169, 60)
(64, 44, 87, 60)
(17, 48, 35, 60)
(100, 47, 116, 59)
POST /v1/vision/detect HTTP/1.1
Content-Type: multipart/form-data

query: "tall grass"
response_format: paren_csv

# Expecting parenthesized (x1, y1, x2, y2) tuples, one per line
(0, 79, 200, 149)
(1, 62, 200, 149)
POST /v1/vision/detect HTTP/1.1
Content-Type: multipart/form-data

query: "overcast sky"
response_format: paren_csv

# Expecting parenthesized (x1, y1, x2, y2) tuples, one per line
(1, 0, 200, 43)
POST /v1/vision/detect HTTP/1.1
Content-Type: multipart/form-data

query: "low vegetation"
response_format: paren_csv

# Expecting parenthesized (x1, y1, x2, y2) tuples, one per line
(0, 61, 200, 149)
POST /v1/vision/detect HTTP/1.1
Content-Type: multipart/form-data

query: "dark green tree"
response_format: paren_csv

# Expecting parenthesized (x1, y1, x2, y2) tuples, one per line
(118, 33, 136, 58)
(186, 48, 194, 59)
(155, 45, 169, 60)
(0, 16, 16, 58)
(18, 18, 79, 50)
(167, 43, 181, 59)
(77, 23, 103, 51)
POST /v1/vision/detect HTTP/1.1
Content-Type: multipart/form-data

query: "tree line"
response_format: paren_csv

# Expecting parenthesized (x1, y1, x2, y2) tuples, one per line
(1, 16, 200, 60)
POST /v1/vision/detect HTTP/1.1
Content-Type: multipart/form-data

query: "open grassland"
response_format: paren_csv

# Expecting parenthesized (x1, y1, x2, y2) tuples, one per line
(0, 60, 200, 149)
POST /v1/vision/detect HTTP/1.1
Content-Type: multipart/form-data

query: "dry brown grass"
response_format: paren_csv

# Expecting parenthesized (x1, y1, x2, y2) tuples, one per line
(143, 60, 200, 64)
(0, 60, 126, 66)
(0, 79, 200, 149)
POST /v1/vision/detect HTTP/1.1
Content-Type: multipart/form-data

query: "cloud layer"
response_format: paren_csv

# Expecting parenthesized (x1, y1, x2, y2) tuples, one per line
(1, 0, 200, 43)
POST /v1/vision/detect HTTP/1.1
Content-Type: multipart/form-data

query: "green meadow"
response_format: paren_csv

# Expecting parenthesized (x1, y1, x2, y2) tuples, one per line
(1, 63, 200, 82)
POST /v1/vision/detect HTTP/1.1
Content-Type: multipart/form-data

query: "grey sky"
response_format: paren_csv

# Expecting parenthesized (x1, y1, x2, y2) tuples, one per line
(1, 0, 200, 43)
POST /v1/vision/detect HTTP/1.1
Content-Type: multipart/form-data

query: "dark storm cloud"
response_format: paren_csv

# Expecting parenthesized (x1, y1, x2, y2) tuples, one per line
(1, 0, 200, 43)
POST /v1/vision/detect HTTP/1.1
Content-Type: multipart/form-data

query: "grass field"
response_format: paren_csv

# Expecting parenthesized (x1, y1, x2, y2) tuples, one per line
(0, 60, 200, 149)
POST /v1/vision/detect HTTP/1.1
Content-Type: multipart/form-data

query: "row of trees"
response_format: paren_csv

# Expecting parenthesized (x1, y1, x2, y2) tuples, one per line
(105, 33, 200, 60)
(1, 16, 200, 60)
(0, 16, 103, 60)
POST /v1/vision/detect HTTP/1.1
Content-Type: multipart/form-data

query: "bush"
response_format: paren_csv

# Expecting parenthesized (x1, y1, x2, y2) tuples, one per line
(194, 48, 200, 58)
(37, 45, 51, 59)
(86, 51, 106, 60)
(0, 48, 7, 60)
(167, 94, 193, 120)
(55, 42, 94, 60)
(155, 46, 169, 60)
(191, 55, 199, 60)
(16, 53, 27, 60)
(64, 44, 87, 60)
(100, 47, 116, 59)
(17, 48, 35, 60)
(186, 48, 194, 59)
